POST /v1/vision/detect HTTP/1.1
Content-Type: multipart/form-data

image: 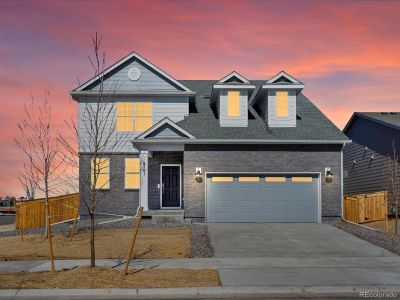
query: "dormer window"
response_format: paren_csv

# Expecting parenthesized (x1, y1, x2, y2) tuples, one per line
(276, 91, 289, 117)
(227, 91, 240, 117)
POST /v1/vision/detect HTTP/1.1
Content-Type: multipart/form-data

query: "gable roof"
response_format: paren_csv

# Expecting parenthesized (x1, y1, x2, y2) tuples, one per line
(343, 112, 400, 133)
(176, 80, 349, 143)
(134, 117, 196, 140)
(266, 71, 303, 85)
(217, 71, 250, 84)
(72, 52, 193, 93)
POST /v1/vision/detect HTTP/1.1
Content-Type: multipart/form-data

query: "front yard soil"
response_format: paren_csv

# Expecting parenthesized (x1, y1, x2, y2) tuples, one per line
(0, 227, 191, 260)
(325, 217, 400, 256)
(0, 266, 221, 289)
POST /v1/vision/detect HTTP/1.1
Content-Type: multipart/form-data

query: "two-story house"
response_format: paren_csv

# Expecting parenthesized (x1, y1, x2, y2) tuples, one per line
(71, 52, 349, 223)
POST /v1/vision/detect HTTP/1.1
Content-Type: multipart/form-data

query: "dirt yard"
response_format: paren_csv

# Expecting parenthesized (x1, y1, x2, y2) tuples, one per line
(0, 266, 221, 289)
(0, 227, 191, 260)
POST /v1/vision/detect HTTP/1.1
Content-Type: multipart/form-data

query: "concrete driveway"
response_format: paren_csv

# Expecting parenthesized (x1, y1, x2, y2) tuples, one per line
(207, 223, 400, 290)
(207, 223, 393, 258)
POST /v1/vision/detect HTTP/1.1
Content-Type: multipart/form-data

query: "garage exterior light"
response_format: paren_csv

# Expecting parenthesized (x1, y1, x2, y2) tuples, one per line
(195, 167, 203, 183)
(325, 167, 333, 183)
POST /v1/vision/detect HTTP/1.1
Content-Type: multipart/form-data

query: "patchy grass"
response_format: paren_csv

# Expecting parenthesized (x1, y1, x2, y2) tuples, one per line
(0, 228, 191, 260)
(0, 266, 221, 289)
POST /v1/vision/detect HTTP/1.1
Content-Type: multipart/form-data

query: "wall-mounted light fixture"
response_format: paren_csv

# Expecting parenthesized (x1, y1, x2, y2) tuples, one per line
(325, 167, 333, 183)
(195, 167, 202, 183)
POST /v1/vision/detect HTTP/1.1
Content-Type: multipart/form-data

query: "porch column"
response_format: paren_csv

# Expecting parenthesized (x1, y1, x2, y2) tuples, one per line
(139, 150, 149, 211)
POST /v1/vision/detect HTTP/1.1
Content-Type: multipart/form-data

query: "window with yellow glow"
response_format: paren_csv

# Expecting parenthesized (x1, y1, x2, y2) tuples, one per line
(291, 177, 313, 183)
(116, 102, 152, 132)
(227, 91, 240, 117)
(211, 177, 233, 182)
(125, 158, 140, 189)
(239, 177, 259, 182)
(91, 158, 110, 190)
(276, 91, 288, 117)
(265, 177, 286, 182)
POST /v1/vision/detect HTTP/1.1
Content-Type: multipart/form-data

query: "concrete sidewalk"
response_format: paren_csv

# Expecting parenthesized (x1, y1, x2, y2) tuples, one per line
(1, 285, 400, 299)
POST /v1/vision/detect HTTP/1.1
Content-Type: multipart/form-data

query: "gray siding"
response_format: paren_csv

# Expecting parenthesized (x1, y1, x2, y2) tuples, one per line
(267, 89, 296, 127)
(219, 90, 248, 127)
(79, 154, 139, 216)
(148, 152, 183, 209)
(343, 117, 400, 195)
(77, 97, 189, 153)
(89, 60, 180, 91)
(183, 144, 342, 219)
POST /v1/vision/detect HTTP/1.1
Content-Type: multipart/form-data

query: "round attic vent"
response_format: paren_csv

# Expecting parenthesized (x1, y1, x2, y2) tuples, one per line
(127, 67, 141, 81)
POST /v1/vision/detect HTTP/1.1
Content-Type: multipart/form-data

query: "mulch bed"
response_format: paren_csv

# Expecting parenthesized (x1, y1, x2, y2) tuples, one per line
(0, 266, 221, 289)
(324, 217, 400, 256)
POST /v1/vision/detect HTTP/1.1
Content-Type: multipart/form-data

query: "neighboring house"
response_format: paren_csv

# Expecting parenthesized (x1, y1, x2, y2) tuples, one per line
(71, 52, 349, 223)
(343, 112, 400, 196)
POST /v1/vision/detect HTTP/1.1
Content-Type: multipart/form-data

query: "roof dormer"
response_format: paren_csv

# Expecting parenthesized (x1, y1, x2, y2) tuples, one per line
(252, 71, 304, 128)
(211, 72, 255, 127)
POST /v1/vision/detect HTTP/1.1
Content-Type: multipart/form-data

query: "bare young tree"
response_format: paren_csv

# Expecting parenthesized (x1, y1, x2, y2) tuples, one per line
(59, 33, 128, 267)
(14, 93, 64, 271)
(386, 140, 400, 234)
(18, 152, 39, 200)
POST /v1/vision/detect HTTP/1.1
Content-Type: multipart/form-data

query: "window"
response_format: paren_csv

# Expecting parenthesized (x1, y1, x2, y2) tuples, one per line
(227, 91, 240, 117)
(276, 91, 288, 117)
(212, 177, 233, 182)
(91, 158, 110, 189)
(291, 177, 313, 183)
(125, 158, 140, 189)
(239, 177, 259, 182)
(265, 177, 286, 182)
(116, 102, 153, 132)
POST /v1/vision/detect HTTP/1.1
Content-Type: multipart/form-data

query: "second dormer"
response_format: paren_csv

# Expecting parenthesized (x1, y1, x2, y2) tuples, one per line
(211, 71, 255, 127)
(252, 71, 304, 128)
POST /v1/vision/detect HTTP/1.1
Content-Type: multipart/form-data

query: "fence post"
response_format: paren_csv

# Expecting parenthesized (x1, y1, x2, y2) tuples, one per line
(124, 207, 144, 275)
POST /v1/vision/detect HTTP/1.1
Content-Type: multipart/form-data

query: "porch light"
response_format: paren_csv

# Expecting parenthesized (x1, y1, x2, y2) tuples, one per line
(325, 167, 333, 184)
(195, 168, 202, 183)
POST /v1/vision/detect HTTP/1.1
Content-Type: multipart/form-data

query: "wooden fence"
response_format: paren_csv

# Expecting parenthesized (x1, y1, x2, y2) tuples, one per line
(15, 194, 79, 230)
(344, 191, 387, 224)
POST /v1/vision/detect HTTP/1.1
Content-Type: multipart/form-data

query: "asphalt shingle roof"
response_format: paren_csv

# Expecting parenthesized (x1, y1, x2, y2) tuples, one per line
(355, 112, 400, 130)
(176, 80, 348, 141)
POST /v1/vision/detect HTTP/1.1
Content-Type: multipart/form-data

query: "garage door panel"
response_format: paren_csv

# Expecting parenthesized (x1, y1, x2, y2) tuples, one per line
(207, 174, 319, 223)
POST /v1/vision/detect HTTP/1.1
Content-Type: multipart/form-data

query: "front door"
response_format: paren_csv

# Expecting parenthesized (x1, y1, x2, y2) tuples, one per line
(161, 165, 181, 208)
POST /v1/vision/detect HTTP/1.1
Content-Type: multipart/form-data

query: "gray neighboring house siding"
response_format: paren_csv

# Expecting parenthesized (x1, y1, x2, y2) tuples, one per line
(183, 144, 342, 220)
(79, 153, 139, 216)
(148, 152, 183, 210)
(343, 115, 400, 195)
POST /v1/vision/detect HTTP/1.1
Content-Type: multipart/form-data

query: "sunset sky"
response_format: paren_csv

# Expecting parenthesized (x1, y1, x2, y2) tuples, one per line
(1, 0, 399, 197)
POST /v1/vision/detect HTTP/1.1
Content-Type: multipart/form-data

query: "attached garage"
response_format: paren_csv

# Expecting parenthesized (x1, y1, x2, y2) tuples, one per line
(206, 173, 320, 223)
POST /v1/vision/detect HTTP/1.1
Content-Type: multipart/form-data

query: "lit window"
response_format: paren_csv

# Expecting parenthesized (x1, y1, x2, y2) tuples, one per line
(239, 177, 259, 182)
(91, 158, 110, 190)
(212, 177, 233, 182)
(276, 91, 288, 117)
(116, 102, 153, 132)
(227, 91, 240, 117)
(265, 177, 286, 182)
(291, 177, 313, 183)
(125, 158, 140, 189)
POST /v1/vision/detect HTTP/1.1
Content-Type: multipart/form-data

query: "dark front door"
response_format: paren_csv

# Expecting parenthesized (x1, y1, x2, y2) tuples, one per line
(162, 166, 180, 208)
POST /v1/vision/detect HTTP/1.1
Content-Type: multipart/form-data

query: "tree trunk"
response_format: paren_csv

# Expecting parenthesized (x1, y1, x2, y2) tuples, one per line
(90, 213, 95, 267)
(395, 200, 398, 235)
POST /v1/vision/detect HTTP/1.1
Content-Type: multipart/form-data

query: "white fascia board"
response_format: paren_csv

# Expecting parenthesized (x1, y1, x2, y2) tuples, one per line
(262, 84, 304, 89)
(73, 52, 193, 92)
(213, 84, 256, 89)
(266, 71, 303, 84)
(131, 139, 351, 145)
(70, 90, 196, 100)
(134, 117, 196, 140)
(217, 71, 250, 84)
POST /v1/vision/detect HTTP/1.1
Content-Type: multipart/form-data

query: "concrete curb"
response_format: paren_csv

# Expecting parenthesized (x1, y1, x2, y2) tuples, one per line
(1, 285, 400, 299)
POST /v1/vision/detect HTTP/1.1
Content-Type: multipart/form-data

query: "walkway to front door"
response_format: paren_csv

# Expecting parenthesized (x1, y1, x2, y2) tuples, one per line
(161, 165, 181, 208)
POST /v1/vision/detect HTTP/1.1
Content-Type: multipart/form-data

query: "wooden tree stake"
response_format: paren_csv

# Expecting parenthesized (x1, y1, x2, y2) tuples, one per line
(46, 203, 55, 273)
(124, 207, 144, 275)
(70, 208, 79, 241)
